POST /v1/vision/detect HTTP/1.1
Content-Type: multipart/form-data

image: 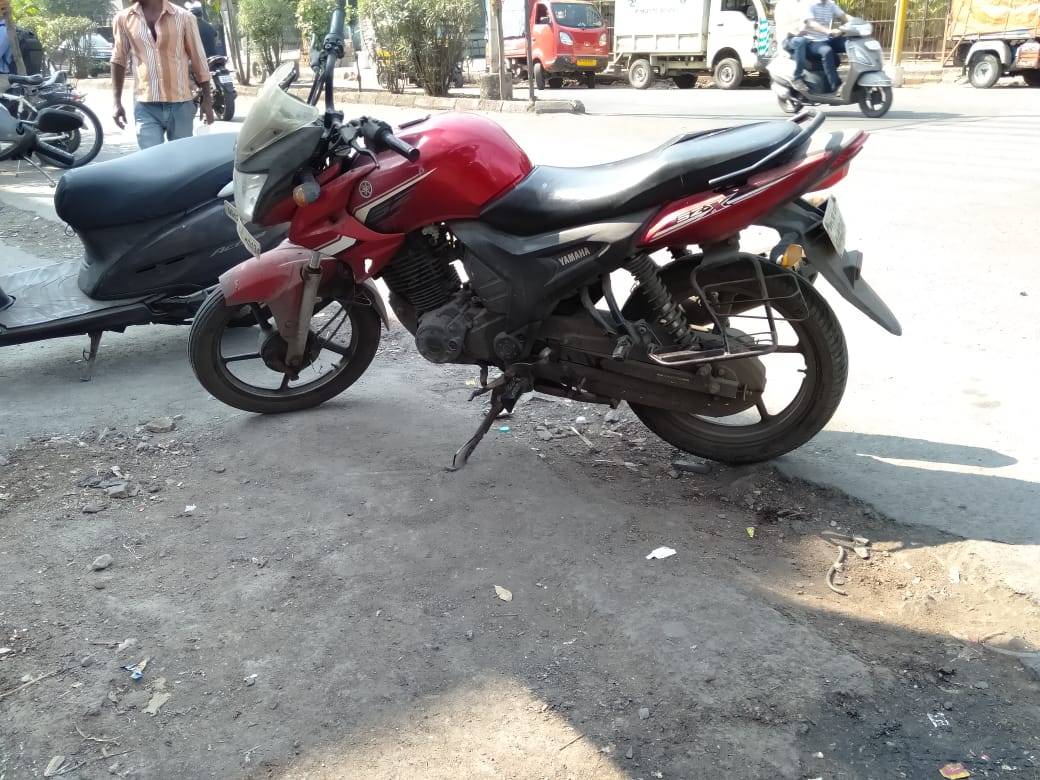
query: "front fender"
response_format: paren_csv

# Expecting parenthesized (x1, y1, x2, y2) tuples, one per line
(219, 242, 389, 339)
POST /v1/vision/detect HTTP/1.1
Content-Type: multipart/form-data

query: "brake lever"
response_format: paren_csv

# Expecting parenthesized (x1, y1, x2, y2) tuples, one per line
(351, 138, 379, 168)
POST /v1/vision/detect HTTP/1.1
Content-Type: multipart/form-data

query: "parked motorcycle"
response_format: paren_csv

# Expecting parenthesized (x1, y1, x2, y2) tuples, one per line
(768, 18, 894, 118)
(194, 56, 237, 121)
(1, 72, 104, 167)
(189, 1, 900, 468)
(0, 111, 284, 378)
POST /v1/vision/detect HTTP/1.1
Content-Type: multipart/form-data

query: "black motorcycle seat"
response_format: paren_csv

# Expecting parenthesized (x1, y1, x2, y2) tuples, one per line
(7, 73, 44, 86)
(480, 121, 803, 235)
(55, 133, 237, 231)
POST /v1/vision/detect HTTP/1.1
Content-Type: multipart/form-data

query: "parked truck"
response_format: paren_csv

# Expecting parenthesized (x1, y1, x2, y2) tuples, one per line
(947, 0, 1040, 87)
(502, 0, 611, 89)
(610, 0, 773, 89)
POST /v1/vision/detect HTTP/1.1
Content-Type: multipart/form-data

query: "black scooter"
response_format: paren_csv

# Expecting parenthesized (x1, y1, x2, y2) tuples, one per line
(0, 108, 284, 379)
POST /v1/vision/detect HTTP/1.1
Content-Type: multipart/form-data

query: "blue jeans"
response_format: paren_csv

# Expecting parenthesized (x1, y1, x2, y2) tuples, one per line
(786, 36, 810, 80)
(134, 100, 195, 149)
(807, 39, 846, 92)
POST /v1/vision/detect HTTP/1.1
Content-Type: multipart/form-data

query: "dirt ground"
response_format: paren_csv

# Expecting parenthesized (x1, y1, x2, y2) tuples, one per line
(1, 328, 1039, 780)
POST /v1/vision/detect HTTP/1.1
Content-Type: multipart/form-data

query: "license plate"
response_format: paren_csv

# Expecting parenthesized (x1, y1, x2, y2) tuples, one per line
(821, 196, 846, 256)
(218, 73, 235, 84)
(236, 218, 261, 257)
(223, 200, 239, 222)
(576, 58, 598, 67)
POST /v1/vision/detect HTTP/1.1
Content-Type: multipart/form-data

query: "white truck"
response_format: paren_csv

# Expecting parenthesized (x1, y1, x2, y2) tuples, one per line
(611, 0, 773, 89)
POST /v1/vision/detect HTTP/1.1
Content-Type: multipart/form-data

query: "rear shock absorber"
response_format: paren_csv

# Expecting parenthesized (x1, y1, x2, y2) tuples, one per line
(625, 253, 696, 348)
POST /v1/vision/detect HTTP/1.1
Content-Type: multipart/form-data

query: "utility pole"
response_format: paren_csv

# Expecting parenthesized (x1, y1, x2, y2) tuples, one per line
(525, 0, 534, 103)
(889, 0, 910, 84)
(3, 2, 27, 75)
(482, 0, 513, 100)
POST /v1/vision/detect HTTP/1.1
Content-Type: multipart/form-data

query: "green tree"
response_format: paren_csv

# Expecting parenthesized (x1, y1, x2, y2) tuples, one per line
(39, 0, 110, 23)
(31, 14, 93, 74)
(296, 0, 335, 45)
(238, 0, 293, 74)
(359, 0, 474, 97)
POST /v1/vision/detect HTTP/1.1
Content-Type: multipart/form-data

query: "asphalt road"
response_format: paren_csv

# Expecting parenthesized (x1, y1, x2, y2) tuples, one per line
(2, 82, 1038, 595)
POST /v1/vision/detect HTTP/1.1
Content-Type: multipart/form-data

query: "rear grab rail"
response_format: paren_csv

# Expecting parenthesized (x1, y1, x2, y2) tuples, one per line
(708, 109, 825, 191)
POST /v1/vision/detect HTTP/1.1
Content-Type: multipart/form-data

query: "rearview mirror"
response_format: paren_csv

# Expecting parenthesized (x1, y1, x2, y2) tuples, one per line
(36, 108, 83, 134)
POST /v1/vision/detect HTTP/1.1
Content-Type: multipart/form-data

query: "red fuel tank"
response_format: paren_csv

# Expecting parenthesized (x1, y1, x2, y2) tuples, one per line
(346, 113, 533, 234)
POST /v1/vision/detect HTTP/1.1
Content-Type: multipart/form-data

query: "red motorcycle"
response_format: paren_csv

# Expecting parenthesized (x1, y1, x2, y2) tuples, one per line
(189, 7, 900, 469)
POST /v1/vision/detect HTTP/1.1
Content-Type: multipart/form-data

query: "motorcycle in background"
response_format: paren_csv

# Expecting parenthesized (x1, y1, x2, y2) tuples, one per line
(186, 0, 901, 470)
(1, 72, 104, 167)
(194, 56, 237, 121)
(768, 18, 894, 118)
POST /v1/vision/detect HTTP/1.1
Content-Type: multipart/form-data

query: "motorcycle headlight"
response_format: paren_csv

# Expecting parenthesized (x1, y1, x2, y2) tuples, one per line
(559, 31, 574, 45)
(233, 172, 268, 224)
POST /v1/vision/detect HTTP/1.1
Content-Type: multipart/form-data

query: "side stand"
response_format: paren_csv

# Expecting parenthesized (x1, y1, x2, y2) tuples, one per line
(80, 330, 102, 382)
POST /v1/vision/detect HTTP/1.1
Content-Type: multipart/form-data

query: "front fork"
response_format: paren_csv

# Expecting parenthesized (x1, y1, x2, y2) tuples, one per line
(284, 250, 324, 370)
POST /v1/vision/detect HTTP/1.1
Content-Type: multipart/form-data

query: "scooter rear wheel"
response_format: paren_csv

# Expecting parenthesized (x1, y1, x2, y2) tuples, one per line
(857, 86, 892, 118)
(189, 289, 382, 414)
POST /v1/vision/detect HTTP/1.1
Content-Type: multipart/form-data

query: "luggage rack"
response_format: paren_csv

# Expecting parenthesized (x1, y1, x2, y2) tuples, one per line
(647, 253, 809, 367)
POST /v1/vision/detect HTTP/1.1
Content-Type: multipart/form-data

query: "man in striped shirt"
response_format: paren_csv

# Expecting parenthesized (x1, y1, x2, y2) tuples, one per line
(110, 0, 214, 149)
(803, 0, 847, 92)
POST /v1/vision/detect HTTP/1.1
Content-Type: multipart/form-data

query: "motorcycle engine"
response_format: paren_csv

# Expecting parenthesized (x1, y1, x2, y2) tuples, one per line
(415, 291, 473, 363)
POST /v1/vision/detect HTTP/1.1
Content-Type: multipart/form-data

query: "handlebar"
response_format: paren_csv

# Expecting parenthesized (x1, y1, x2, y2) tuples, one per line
(345, 117, 420, 162)
(35, 140, 75, 167)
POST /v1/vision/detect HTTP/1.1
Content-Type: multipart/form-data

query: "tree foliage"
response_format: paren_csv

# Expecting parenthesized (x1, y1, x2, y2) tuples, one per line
(238, 0, 294, 74)
(295, 0, 336, 44)
(359, 0, 475, 96)
(27, 13, 92, 72)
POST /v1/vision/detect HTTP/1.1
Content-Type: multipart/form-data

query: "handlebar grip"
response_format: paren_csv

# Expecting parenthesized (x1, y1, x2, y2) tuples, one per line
(378, 128, 420, 162)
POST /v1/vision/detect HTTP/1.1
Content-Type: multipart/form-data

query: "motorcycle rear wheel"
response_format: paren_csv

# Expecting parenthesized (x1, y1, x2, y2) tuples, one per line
(625, 256, 848, 464)
(189, 289, 382, 414)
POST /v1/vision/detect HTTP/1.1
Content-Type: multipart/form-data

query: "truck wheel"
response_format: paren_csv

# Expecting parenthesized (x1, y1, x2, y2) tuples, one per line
(628, 58, 654, 89)
(714, 57, 743, 89)
(969, 53, 1001, 88)
(673, 74, 696, 89)
(548, 77, 564, 89)
(584, 72, 596, 88)
(1023, 70, 1040, 87)
(534, 61, 546, 90)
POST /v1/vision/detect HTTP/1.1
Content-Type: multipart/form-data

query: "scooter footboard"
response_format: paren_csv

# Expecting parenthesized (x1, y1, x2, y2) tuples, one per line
(219, 242, 389, 341)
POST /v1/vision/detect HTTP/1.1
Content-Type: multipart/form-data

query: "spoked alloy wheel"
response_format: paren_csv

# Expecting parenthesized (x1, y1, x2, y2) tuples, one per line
(625, 256, 848, 464)
(189, 289, 382, 414)
(857, 86, 892, 118)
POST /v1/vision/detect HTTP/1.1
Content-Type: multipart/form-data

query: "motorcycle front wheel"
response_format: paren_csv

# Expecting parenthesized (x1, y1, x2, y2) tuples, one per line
(623, 255, 848, 464)
(189, 289, 382, 414)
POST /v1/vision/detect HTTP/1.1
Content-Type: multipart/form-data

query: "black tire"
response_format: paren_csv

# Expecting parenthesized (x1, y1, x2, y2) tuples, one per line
(777, 95, 802, 114)
(969, 53, 1001, 88)
(628, 58, 653, 89)
(625, 256, 848, 464)
(673, 74, 696, 89)
(534, 61, 546, 90)
(548, 77, 564, 89)
(584, 72, 596, 88)
(1022, 70, 1040, 87)
(856, 85, 892, 118)
(35, 99, 102, 168)
(188, 289, 382, 415)
(219, 86, 236, 121)
(713, 56, 743, 89)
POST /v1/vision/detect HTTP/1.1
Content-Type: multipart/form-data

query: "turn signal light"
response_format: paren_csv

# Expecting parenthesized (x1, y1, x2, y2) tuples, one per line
(781, 243, 804, 269)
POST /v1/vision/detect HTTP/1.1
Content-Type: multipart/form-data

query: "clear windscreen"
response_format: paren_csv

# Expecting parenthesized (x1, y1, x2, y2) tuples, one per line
(236, 63, 321, 163)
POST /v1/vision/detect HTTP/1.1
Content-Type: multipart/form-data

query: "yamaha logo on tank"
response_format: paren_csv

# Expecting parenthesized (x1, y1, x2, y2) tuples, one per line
(555, 246, 593, 266)
(358, 180, 374, 199)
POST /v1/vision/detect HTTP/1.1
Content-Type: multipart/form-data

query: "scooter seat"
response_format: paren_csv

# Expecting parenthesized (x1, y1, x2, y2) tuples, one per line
(480, 121, 803, 236)
(54, 133, 237, 231)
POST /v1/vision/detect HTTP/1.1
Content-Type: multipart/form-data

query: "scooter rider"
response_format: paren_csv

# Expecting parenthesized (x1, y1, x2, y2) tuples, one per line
(774, 0, 813, 93)
(803, 0, 848, 93)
